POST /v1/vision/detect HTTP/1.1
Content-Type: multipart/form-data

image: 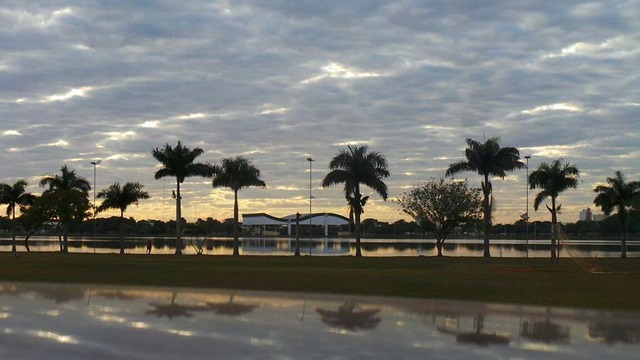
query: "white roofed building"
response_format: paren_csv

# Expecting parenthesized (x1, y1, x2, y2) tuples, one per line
(242, 213, 349, 237)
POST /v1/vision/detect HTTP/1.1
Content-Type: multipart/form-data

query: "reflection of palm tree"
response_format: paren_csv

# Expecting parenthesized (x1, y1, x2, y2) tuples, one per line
(152, 141, 214, 254)
(28, 285, 86, 304)
(212, 156, 266, 256)
(594, 171, 640, 258)
(446, 137, 525, 258)
(95, 290, 140, 301)
(97, 182, 149, 254)
(316, 302, 381, 331)
(529, 159, 579, 262)
(206, 295, 258, 316)
(146, 292, 208, 319)
(588, 322, 640, 344)
(455, 313, 511, 346)
(0, 179, 36, 254)
(322, 145, 390, 257)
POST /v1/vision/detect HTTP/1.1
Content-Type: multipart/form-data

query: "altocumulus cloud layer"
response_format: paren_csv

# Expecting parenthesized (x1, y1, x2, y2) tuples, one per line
(0, 1, 638, 223)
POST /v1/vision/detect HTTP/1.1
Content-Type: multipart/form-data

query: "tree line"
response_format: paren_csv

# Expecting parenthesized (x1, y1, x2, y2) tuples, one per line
(1, 137, 638, 259)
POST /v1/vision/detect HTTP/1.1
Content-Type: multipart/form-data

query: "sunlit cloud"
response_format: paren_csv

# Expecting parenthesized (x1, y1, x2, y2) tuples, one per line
(260, 104, 289, 115)
(521, 103, 583, 115)
(301, 62, 381, 84)
(139, 120, 160, 128)
(177, 113, 207, 120)
(528, 144, 589, 158)
(40, 139, 69, 147)
(103, 131, 137, 141)
(42, 87, 92, 102)
(2, 130, 22, 136)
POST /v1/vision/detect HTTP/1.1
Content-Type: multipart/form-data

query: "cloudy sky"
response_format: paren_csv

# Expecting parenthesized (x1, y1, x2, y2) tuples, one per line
(1, 1, 638, 225)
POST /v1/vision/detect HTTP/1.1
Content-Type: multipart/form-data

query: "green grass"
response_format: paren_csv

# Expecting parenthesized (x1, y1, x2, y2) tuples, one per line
(2, 253, 639, 311)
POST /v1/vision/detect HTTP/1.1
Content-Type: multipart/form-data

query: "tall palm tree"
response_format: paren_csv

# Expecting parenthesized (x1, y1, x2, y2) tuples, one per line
(96, 182, 150, 254)
(528, 159, 579, 262)
(0, 179, 36, 253)
(322, 145, 390, 257)
(593, 171, 640, 258)
(39, 165, 91, 253)
(446, 137, 524, 257)
(212, 156, 266, 256)
(152, 141, 214, 254)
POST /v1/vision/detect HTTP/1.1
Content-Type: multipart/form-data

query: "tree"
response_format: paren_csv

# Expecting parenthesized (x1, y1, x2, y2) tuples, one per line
(593, 171, 640, 258)
(96, 182, 150, 254)
(39, 165, 92, 253)
(152, 141, 214, 254)
(446, 137, 525, 257)
(398, 179, 482, 256)
(212, 156, 266, 256)
(322, 145, 390, 257)
(0, 179, 36, 253)
(529, 159, 579, 262)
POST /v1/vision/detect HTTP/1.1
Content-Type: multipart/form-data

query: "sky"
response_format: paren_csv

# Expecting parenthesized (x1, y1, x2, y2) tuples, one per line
(0, 1, 638, 225)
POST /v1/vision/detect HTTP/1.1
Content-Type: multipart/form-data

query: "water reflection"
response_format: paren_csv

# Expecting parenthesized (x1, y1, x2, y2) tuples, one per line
(1, 282, 639, 359)
(3, 236, 638, 257)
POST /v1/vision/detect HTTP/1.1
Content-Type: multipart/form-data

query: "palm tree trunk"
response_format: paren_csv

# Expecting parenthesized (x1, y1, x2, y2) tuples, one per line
(550, 197, 558, 265)
(233, 189, 240, 256)
(62, 222, 69, 253)
(482, 175, 491, 258)
(11, 207, 17, 254)
(119, 210, 125, 255)
(295, 212, 300, 256)
(175, 181, 182, 255)
(354, 209, 362, 257)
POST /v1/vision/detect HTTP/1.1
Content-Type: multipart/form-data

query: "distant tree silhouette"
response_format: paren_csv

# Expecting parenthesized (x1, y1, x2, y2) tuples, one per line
(39, 165, 91, 253)
(97, 182, 150, 254)
(152, 141, 214, 254)
(529, 159, 579, 263)
(212, 156, 266, 256)
(446, 137, 525, 257)
(593, 171, 640, 258)
(322, 145, 390, 257)
(0, 179, 35, 253)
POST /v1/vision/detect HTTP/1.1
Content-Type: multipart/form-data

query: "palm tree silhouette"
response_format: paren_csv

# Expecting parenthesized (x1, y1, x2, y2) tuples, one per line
(316, 302, 381, 331)
(39, 165, 91, 253)
(212, 156, 266, 256)
(446, 137, 524, 258)
(96, 182, 150, 254)
(593, 171, 640, 258)
(322, 145, 389, 257)
(0, 179, 36, 254)
(529, 159, 579, 262)
(152, 141, 214, 254)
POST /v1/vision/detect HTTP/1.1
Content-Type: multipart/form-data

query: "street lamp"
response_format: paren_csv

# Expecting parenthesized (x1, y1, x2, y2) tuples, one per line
(524, 155, 531, 257)
(307, 157, 315, 256)
(91, 160, 102, 253)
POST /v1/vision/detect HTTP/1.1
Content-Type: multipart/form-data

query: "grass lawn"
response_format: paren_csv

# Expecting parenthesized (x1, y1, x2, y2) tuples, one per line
(2, 253, 639, 312)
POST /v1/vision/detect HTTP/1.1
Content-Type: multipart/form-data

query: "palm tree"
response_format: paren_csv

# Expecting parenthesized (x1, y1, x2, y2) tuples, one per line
(96, 182, 150, 254)
(39, 165, 91, 253)
(446, 137, 525, 257)
(593, 171, 640, 258)
(152, 141, 214, 254)
(322, 145, 390, 257)
(0, 180, 36, 253)
(528, 159, 579, 262)
(212, 156, 266, 256)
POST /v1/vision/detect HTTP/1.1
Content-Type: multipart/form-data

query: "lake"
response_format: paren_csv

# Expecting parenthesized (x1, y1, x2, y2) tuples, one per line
(1, 236, 638, 257)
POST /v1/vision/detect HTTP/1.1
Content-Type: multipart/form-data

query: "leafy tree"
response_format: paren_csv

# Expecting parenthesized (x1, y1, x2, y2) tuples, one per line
(446, 137, 525, 257)
(96, 182, 150, 254)
(593, 171, 640, 258)
(152, 141, 214, 254)
(39, 165, 92, 252)
(322, 145, 390, 257)
(212, 156, 266, 256)
(398, 179, 482, 256)
(0, 179, 36, 253)
(529, 159, 579, 262)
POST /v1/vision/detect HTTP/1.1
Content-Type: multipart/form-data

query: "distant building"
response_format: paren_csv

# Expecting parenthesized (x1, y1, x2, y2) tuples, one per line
(579, 208, 593, 221)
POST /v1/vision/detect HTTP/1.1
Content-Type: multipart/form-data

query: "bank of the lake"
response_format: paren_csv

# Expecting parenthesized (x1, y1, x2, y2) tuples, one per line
(2, 253, 639, 312)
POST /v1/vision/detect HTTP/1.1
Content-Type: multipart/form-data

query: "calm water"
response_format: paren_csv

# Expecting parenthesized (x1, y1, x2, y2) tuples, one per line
(1, 281, 639, 359)
(1, 236, 638, 257)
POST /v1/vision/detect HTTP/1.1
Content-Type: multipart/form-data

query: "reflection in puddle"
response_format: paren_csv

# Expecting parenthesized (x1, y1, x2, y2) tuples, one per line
(0, 282, 639, 359)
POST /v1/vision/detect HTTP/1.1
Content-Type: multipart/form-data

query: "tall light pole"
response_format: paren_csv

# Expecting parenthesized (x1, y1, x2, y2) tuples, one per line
(307, 157, 314, 256)
(524, 155, 531, 257)
(91, 160, 102, 253)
